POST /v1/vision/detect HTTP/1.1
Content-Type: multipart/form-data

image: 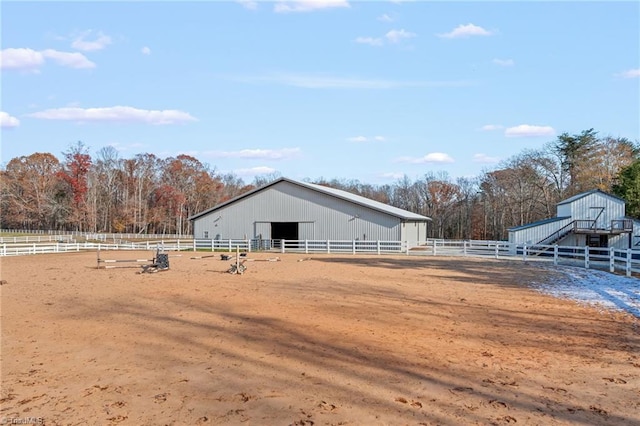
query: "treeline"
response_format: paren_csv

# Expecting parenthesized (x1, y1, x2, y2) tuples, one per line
(1, 129, 638, 239)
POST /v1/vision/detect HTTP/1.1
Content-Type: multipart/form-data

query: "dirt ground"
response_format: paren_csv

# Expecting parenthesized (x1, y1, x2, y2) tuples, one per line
(1, 250, 639, 425)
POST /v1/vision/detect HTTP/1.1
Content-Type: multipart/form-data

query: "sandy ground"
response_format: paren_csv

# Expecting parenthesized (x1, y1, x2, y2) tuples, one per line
(1, 250, 639, 426)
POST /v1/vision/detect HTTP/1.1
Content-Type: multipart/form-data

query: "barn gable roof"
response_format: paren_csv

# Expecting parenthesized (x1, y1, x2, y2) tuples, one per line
(557, 189, 625, 206)
(188, 177, 432, 222)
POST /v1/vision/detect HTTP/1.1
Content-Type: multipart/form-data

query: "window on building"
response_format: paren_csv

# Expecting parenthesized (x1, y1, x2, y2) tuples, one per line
(204, 231, 209, 239)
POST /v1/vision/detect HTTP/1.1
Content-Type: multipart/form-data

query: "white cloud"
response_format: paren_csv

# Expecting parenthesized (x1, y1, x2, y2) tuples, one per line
(0, 48, 45, 70)
(396, 152, 455, 164)
(234, 166, 278, 177)
(374, 136, 386, 141)
(357, 29, 416, 47)
(274, 0, 350, 13)
(480, 124, 503, 131)
(141, 46, 152, 55)
(236, 0, 259, 10)
(0, 48, 96, 70)
(385, 29, 416, 43)
(437, 23, 493, 39)
(28, 106, 197, 125)
(492, 58, 514, 67)
(504, 124, 555, 138)
(41, 49, 96, 69)
(0, 111, 20, 128)
(473, 153, 500, 164)
(71, 31, 112, 52)
(616, 68, 640, 79)
(355, 37, 383, 47)
(378, 13, 393, 22)
(207, 148, 301, 160)
(230, 72, 472, 89)
(379, 172, 405, 180)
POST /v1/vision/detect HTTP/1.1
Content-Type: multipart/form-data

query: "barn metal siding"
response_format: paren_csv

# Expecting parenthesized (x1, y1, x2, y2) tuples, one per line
(193, 180, 406, 241)
(557, 192, 626, 224)
(508, 217, 573, 245)
(557, 233, 585, 247)
(574, 219, 639, 249)
(400, 221, 427, 244)
(609, 233, 630, 250)
(510, 191, 630, 248)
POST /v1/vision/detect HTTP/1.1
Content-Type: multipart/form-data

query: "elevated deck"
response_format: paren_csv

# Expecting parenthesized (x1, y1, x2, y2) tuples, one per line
(573, 219, 634, 235)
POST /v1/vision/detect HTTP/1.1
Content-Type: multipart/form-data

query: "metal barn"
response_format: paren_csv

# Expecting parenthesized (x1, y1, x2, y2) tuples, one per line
(508, 190, 638, 249)
(189, 177, 431, 243)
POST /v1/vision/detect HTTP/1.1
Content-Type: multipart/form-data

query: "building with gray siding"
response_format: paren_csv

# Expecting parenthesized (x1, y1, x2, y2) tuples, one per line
(508, 190, 639, 249)
(189, 178, 431, 243)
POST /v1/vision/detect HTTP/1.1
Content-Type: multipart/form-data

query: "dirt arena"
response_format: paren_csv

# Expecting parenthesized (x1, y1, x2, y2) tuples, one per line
(1, 250, 639, 425)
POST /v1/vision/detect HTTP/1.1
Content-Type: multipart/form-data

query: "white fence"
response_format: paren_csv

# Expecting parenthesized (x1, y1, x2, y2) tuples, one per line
(2, 238, 639, 278)
(0, 229, 192, 240)
(0, 240, 194, 256)
(0, 235, 75, 244)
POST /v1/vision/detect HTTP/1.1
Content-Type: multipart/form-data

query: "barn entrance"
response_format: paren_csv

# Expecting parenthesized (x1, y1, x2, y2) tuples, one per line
(587, 234, 608, 248)
(271, 222, 298, 247)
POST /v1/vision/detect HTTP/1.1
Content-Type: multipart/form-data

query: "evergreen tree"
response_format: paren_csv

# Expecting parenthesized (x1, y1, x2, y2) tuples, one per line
(613, 159, 640, 219)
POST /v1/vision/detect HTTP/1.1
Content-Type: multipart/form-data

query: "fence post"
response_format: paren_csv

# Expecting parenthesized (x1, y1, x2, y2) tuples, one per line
(554, 245, 558, 265)
(352, 240, 356, 255)
(281, 240, 285, 254)
(433, 240, 437, 256)
(228, 239, 232, 252)
(463, 241, 467, 256)
(327, 240, 330, 254)
(305, 240, 309, 254)
(377, 240, 380, 255)
(609, 247, 615, 273)
(406, 241, 409, 255)
(495, 242, 499, 259)
(522, 244, 527, 261)
(627, 249, 632, 277)
(584, 246, 589, 269)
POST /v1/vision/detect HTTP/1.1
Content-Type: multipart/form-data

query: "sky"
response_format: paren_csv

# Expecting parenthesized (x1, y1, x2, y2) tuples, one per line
(1, 0, 639, 184)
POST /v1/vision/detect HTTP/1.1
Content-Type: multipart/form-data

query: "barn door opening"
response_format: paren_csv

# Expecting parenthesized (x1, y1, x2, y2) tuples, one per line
(271, 222, 299, 247)
(587, 234, 608, 248)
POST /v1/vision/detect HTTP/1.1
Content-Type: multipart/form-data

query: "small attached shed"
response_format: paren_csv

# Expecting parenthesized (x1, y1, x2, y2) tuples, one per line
(508, 189, 639, 249)
(189, 177, 432, 243)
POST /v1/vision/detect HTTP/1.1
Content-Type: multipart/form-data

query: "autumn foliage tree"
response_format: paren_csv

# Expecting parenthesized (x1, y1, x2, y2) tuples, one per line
(0, 128, 637, 238)
(1, 153, 66, 229)
(57, 142, 92, 230)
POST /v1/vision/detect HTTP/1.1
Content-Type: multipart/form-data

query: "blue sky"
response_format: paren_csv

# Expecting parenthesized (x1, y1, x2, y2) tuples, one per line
(1, 0, 639, 184)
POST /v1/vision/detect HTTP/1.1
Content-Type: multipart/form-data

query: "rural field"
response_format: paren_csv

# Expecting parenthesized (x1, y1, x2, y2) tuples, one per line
(1, 251, 639, 425)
